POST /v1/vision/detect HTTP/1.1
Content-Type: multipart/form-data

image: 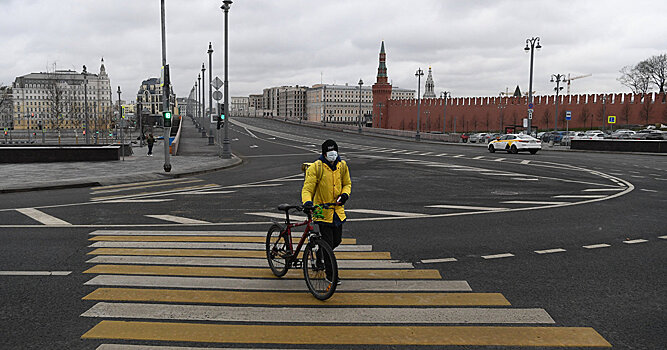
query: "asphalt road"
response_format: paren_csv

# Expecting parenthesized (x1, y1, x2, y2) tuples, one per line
(0, 116, 664, 349)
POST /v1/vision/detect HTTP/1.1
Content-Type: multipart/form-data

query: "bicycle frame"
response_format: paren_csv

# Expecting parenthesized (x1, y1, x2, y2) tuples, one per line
(280, 211, 317, 267)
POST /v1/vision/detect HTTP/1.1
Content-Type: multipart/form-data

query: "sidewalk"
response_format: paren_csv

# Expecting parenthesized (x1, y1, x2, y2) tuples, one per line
(0, 117, 241, 193)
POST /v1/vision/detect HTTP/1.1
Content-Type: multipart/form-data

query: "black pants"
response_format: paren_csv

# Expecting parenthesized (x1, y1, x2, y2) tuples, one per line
(147, 144, 153, 155)
(317, 224, 342, 281)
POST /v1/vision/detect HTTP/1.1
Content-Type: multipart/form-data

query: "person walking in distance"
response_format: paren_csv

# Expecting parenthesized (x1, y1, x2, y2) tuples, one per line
(146, 133, 155, 156)
(302, 139, 352, 284)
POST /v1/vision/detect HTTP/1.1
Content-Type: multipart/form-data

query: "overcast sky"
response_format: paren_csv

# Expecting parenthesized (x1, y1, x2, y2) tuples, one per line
(1, 0, 666, 101)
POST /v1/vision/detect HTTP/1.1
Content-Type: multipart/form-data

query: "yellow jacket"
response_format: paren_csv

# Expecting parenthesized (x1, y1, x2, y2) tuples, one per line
(301, 157, 352, 224)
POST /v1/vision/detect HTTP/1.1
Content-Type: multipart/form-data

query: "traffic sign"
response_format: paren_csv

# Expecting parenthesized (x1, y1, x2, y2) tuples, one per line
(212, 77, 223, 90)
(565, 111, 572, 120)
(527, 109, 533, 119)
(528, 103, 534, 109)
(523, 118, 528, 127)
(608, 115, 616, 124)
(213, 91, 223, 101)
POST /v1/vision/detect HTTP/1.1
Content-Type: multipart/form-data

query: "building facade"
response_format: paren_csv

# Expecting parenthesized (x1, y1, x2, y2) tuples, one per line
(306, 84, 374, 124)
(136, 77, 176, 127)
(231, 96, 249, 117)
(10, 59, 112, 131)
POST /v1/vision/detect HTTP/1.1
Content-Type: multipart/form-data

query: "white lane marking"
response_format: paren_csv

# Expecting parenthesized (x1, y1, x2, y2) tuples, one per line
(244, 127, 258, 139)
(91, 179, 202, 195)
(249, 145, 258, 148)
(659, 235, 667, 240)
(267, 137, 276, 140)
(0, 271, 72, 276)
(402, 150, 420, 155)
(15, 208, 71, 226)
(94, 177, 197, 191)
(273, 178, 305, 182)
(631, 175, 645, 178)
(145, 215, 210, 225)
(345, 209, 427, 217)
(85, 275, 473, 291)
(86, 256, 415, 269)
(513, 178, 539, 181)
(480, 172, 520, 176)
(418, 152, 434, 156)
(180, 191, 236, 195)
(453, 155, 464, 158)
(552, 195, 607, 199)
(501, 201, 570, 205)
(582, 188, 625, 192)
(421, 258, 457, 264)
(436, 153, 448, 156)
(583, 244, 611, 249)
(426, 204, 506, 211)
(482, 253, 514, 259)
(640, 189, 658, 193)
(655, 178, 667, 181)
(472, 156, 484, 160)
(89, 230, 273, 236)
(534, 248, 566, 254)
(623, 239, 648, 244)
(521, 160, 531, 165)
(82, 302, 555, 324)
(391, 150, 410, 154)
(609, 172, 624, 176)
(245, 212, 307, 221)
(87, 241, 373, 252)
(105, 199, 174, 203)
(231, 138, 239, 141)
(226, 183, 282, 188)
(91, 184, 222, 202)
(493, 158, 505, 162)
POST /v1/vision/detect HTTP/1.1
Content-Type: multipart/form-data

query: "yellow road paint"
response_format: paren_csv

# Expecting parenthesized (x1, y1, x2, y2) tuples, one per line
(88, 248, 390, 260)
(83, 288, 509, 306)
(83, 264, 441, 279)
(82, 321, 611, 347)
(91, 184, 219, 201)
(89, 235, 356, 244)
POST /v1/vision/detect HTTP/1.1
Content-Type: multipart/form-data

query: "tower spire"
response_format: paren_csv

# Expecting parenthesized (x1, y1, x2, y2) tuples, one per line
(376, 40, 388, 84)
(424, 66, 436, 98)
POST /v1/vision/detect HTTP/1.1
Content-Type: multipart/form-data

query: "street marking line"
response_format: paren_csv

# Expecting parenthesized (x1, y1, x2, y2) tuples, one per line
(659, 235, 667, 240)
(623, 239, 648, 244)
(426, 204, 506, 211)
(179, 191, 236, 195)
(104, 199, 174, 203)
(436, 153, 448, 156)
(418, 152, 434, 156)
(91, 184, 220, 201)
(583, 244, 611, 249)
(82, 302, 552, 324)
(493, 158, 505, 162)
(501, 201, 569, 205)
(89, 235, 357, 244)
(15, 208, 71, 226)
(534, 248, 566, 254)
(640, 189, 658, 193)
(513, 178, 539, 181)
(87, 241, 372, 252)
(553, 195, 607, 199)
(87, 248, 391, 260)
(82, 264, 441, 280)
(0, 271, 71, 276)
(225, 183, 282, 189)
(89, 230, 276, 236)
(145, 215, 210, 225)
(582, 188, 625, 192)
(81, 321, 611, 347)
(482, 253, 514, 260)
(472, 156, 484, 160)
(521, 160, 531, 164)
(345, 209, 427, 217)
(85, 256, 414, 269)
(453, 155, 464, 158)
(91, 179, 201, 195)
(83, 288, 509, 306)
(93, 178, 200, 191)
(245, 212, 306, 221)
(421, 258, 458, 264)
(84, 275, 471, 291)
(402, 150, 420, 155)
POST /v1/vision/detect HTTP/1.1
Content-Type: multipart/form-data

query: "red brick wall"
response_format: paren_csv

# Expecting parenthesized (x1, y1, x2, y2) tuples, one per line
(382, 93, 667, 132)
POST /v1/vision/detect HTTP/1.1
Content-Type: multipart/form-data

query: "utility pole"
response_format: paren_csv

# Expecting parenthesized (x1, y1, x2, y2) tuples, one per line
(83, 65, 90, 144)
(415, 68, 424, 141)
(440, 91, 450, 133)
(117, 86, 124, 161)
(221, 0, 233, 159)
(208, 42, 214, 145)
(160, 0, 171, 172)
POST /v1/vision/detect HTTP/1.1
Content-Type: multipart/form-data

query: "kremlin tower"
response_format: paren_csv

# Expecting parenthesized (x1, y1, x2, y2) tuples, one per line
(372, 41, 392, 129)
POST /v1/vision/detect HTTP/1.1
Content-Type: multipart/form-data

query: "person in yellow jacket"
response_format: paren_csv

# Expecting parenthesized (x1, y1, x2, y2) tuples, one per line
(302, 139, 351, 282)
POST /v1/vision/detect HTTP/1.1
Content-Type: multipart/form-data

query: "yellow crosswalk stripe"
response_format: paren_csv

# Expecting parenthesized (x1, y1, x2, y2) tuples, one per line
(81, 321, 612, 347)
(83, 287, 510, 306)
(88, 248, 391, 260)
(89, 235, 357, 244)
(83, 264, 441, 279)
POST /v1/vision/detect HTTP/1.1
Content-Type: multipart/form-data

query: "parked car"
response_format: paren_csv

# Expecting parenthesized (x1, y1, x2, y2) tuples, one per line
(486, 133, 501, 142)
(460, 133, 470, 143)
(645, 131, 667, 140)
(488, 134, 541, 154)
(469, 133, 488, 143)
(630, 130, 654, 140)
(610, 130, 635, 139)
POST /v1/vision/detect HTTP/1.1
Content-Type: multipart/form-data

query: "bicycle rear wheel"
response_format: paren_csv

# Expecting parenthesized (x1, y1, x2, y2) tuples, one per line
(302, 239, 338, 300)
(266, 224, 290, 277)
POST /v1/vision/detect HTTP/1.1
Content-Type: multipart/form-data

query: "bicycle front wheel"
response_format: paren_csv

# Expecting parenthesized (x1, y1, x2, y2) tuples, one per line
(266, 224, 290, 277)
(302, 239, 338, 300)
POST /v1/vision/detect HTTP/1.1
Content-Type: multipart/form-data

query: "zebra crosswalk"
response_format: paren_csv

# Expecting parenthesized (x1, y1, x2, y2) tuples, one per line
(80, 229, 611, 348)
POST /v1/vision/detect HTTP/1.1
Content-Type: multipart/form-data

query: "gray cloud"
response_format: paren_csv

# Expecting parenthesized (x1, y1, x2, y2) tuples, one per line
(1, 0, 666, 101)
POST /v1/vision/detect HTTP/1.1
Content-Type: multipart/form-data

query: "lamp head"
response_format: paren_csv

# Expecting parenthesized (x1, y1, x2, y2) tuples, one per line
(358, 79, 363, 86)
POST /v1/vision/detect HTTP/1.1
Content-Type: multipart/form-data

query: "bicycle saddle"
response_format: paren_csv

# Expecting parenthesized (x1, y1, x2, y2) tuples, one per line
(277, 204, 300, 212)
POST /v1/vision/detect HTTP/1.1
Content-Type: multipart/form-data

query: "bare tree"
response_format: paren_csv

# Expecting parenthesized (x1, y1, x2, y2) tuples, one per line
(541, 109, 551, 130)
(581, 105, 590, 129)
(639, 54, 667, 93)
(639, 94, 653, 125)
(621, 103, 631, 125)
(618, 65, 651, 94)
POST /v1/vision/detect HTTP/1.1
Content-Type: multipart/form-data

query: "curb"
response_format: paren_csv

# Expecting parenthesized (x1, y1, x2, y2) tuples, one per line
(0, 156, 243, 194)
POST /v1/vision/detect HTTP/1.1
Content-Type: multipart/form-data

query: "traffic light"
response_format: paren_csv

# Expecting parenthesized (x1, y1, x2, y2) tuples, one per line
(163, 111, 172, 127)
(83, 130, 86, 136)
(217, 103, 225, 129)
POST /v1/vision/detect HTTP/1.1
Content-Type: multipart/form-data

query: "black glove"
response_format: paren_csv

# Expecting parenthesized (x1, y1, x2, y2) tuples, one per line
(337, 193, 349, 205)
(303, 201, 314, 212)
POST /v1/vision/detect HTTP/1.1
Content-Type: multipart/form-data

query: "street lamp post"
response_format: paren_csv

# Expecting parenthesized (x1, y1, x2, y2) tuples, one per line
(117, 86, 124, 161)
(358, 79, 363, 132)
(498, 93, 506, 134)
(201, 63, 207, 138)
(208, 42, 214, 145)
(221, 0, 233, 159)
(524, 37, 541, 136)
(83, 65, 90, 144)
(415, 68, 424, 141)
(160, 0, 171, 172)
(440, 91, 450, 133)
(551, 73, 565, 132)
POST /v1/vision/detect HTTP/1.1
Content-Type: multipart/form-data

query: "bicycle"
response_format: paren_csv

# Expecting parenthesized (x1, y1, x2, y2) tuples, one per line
(266, 202, 339, 300)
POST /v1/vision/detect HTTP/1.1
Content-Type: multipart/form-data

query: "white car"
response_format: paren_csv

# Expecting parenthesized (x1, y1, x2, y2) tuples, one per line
(469, 133, 488, 143)
(488, 134, 542, 154)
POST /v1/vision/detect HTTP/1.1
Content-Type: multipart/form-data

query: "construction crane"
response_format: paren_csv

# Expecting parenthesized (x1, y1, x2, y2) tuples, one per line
(565, 73, 592, 94)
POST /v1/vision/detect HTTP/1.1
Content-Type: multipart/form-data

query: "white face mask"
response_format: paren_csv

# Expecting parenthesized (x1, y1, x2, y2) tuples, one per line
(326, 150, 338, 162)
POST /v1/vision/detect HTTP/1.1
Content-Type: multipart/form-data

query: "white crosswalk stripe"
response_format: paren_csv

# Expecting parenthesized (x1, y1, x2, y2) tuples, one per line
(88, 241, 373, 252)
(145, 215, 210, 224)
(16, 208, 71, 225)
